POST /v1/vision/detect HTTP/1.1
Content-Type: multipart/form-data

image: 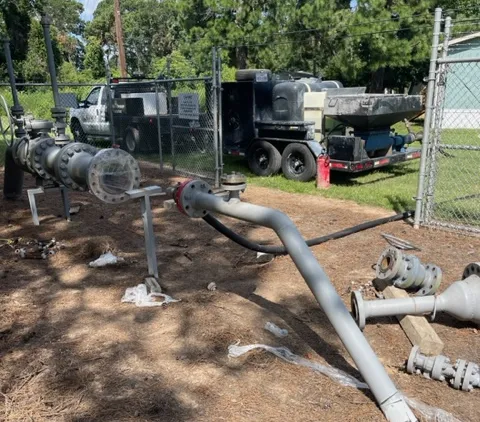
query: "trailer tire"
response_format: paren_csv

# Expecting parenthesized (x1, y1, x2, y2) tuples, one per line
(281, 143, 316, 182)
(247, 140, 281, 176)
(122, 127, 140, 154)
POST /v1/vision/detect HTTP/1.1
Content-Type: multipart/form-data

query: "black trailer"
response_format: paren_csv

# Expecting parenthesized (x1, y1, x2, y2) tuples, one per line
(222, 70, 423, 181)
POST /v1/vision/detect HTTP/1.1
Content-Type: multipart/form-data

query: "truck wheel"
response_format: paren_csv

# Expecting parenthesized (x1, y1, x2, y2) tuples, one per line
(247, 140, 281, 176)
(123, 127, 140, 154)
(71, 120, 86, 143)
(281, 143, 316, 182)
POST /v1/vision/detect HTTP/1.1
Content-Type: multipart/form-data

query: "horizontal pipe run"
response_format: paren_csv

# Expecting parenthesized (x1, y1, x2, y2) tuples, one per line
(191, 192, 415, 420)
(365, 296, 435, 319)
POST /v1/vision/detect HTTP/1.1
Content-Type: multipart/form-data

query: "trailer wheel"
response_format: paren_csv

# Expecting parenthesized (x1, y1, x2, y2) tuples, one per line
(281, 143, 316, 182)
(247, 140, 281, 176)
(123, 127, 140, 154)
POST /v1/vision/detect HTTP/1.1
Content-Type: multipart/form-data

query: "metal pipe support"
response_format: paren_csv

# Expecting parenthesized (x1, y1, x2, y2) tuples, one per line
(173, 179, 416, 422)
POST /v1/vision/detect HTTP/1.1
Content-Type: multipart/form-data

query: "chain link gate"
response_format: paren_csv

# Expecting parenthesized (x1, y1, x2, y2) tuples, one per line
(416, 10, 480, 234)
(107, 51, 222, 187)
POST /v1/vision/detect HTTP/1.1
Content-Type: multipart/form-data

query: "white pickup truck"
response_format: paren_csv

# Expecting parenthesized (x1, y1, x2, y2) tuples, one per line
(69, 84, 168, 153)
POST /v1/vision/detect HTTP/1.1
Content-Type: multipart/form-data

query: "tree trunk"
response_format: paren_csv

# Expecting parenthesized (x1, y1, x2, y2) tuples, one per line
(236, 46, 248, 69)
(370, 67, 385, 93)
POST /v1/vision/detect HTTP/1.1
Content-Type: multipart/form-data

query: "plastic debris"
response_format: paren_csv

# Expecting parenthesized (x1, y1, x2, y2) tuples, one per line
(89, 251, 125, 267)
(264, 322, 288, 338)
(121, 284, 180, 307)
(228, 342, 367, 389)
(228, 342, 461, 422)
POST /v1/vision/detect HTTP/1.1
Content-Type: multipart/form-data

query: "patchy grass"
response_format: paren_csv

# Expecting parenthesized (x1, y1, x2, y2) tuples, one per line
(224, 155, 420, 211)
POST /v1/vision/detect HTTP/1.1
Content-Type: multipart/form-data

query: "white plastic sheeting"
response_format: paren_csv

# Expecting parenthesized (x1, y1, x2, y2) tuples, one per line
(228, 342, 462, 422)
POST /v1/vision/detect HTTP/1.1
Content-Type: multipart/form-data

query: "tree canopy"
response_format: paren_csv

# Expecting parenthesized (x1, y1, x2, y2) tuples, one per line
(0, 0, 479, 90)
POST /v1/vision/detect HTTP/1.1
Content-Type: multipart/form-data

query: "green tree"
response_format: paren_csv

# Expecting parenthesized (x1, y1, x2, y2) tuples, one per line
(19, 19, 63, 82)
(86, 0, 180, 76)
(84, 37, 106, 79)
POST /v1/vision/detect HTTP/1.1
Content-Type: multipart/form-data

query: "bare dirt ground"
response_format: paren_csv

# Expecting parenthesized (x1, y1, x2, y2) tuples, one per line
(1, 164, 479, 422)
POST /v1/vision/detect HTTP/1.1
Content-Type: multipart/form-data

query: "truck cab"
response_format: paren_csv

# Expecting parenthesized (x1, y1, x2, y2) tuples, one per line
(70, 86, 111, 143)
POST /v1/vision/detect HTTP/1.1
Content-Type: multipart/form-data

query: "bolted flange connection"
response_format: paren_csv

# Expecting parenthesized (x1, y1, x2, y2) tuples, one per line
(462, 262, 480, 279)
(376, 247, 442, 295)
(220, 172, 247, 200)
(407, 345, 480, 392)
(174, 180, 213, 218)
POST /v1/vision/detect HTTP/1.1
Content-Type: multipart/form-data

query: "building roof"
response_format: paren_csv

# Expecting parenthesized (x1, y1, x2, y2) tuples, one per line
(448, 32, 480, 46)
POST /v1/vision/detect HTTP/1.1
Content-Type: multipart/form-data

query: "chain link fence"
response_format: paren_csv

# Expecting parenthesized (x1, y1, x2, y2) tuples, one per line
(418, 15, 480, 234)
(107, 77, 220, 184)
(1, 73, 223, 186)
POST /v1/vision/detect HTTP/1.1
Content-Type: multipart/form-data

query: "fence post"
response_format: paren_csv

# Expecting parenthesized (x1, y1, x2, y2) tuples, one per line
(155, 82, 164, 171)
(106, 81, 116, 147)
(424, 16, 452, 224)
(167, 58, 175, 171)
(217, 48, 224, 178)
(212, 47, 220, 188)
(414, 7, 443, 229)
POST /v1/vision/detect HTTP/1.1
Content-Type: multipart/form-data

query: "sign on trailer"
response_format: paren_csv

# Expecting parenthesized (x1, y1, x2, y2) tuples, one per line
(178, 93, 199, 120)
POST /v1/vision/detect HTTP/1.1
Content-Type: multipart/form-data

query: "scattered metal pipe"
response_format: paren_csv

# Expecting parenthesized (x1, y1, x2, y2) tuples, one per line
(376, 247, 442, 295)
(352, 275, 480, 330)
(171, 178, 416, 422)
(407, 345, 480, 392)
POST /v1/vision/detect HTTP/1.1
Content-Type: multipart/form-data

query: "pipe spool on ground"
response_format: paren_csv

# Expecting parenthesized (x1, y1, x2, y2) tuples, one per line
(10, 123, 141, 203)
(407, 345, 480, 392)
(376, 247, 442, 295)
(352, 274, 480, 330)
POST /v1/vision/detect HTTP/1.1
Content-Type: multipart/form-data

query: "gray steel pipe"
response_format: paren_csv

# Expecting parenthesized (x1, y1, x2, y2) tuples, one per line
(352, 275, 480, 330)
(174, 181, 416, 422)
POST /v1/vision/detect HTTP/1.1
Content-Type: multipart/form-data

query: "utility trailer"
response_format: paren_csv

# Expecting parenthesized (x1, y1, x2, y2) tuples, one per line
(222, 70, 423, 181)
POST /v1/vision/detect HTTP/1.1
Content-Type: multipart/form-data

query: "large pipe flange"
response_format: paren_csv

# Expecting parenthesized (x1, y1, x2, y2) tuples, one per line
(174, 179, 212, 218)
(31, 136, 58, 181)
(87, 148, 141, 203)
(417, 264, 442, 296)
(406, 345, 421, 374)
(462, 262, 480, 280)
(351, 290, 366, 330)
(54, 142, 97, 190)
(375, 247, 442, 295)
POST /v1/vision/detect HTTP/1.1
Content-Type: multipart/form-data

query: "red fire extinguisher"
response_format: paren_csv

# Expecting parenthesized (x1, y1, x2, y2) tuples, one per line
(316, 154, 330, 189)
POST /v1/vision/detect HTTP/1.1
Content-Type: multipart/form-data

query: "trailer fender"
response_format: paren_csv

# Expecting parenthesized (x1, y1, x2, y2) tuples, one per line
(305, 141, 326, 158)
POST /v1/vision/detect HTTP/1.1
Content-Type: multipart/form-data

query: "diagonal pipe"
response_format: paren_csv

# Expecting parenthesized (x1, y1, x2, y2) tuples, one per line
(173, 180, 416, 422)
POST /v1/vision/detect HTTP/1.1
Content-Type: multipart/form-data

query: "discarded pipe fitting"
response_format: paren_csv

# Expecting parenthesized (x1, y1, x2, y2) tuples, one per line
(173, 179, 417, 422)
(463, 262, 480, 279)
(352, 275, 480, 330)
(407, 345, 480, 391)
(376, 247, 442, 295)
